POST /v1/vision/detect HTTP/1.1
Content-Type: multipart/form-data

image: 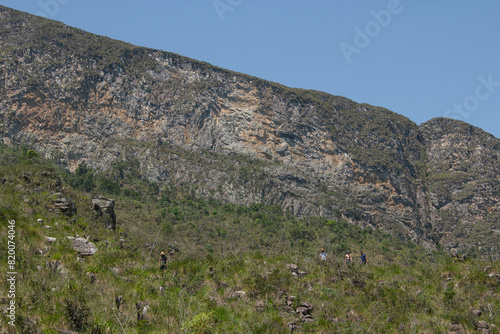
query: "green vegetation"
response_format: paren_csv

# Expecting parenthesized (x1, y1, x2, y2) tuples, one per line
(0, 146, 499, 333)
(1, 7, 498, 331)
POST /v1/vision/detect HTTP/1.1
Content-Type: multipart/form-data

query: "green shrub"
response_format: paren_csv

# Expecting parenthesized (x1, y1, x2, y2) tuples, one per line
(64, 292, 90, 331)
(443, 282, 455, 304)
(181, 311, 217, 334)
(26, 149, 39, 159)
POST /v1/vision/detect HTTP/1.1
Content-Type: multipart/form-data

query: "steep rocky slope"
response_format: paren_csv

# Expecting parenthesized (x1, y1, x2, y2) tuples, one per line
(0, 6, 498, 254)
(418, 118, 500, 253)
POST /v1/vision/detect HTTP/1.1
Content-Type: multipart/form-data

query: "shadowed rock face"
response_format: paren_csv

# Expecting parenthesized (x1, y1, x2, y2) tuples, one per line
(0, 6, 498, 255)
(54, 196, 77, 217)
(417, 118, 500, 253)
(92, 196, 116, 230)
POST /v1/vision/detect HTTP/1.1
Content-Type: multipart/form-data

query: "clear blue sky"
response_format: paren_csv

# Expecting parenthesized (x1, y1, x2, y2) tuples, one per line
(2, 0, 500, 138)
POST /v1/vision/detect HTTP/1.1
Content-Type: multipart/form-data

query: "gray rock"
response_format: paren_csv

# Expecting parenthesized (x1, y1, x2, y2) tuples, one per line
(72, 237, 97, 256)
(296, 303, 313, 316)
(92, 196, 117, 230)
(296, 306, 310, 315)
(477, 321, 489, 329)
(54, 196, 77, 217)
(87, 272, 98, 283)
(471, 309, 482, 317)
(448, 323, 465, 333)
(255, 300, 265, 311)
(302, 315, 314, 323)
(232, 291, 246, 298)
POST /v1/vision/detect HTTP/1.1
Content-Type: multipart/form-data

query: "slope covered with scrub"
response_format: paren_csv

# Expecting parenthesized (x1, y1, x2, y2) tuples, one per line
(0, 144, 499, 333)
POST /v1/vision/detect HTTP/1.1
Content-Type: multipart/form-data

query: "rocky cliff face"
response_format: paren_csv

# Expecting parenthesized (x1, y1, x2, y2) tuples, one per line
(0, 6, 498, 255)
(418, 118, 500, 253)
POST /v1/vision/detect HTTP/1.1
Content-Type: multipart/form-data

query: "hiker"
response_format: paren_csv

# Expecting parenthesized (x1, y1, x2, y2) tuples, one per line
(159, 251, 168, 275)
(319, 248, 327, 260)
(345, 250, 352, 264)
(360, 251, 367, 265)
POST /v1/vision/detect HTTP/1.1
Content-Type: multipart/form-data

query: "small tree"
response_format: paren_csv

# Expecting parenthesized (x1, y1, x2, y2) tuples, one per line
(26, 149, 39, 159)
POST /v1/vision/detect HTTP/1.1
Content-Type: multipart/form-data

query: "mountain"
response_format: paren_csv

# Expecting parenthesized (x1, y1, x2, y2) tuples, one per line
(0, 6, 498, 256)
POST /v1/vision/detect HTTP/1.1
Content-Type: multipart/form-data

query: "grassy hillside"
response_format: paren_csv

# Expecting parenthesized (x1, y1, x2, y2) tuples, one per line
(0, 144, 499, 333)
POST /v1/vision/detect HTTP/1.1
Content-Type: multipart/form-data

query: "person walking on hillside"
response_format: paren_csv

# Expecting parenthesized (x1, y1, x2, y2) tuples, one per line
(319, 248, 327, 261)
(159, 251, 168, 276)
(345, 250, 352, 264)
(360, 251, 367, 265)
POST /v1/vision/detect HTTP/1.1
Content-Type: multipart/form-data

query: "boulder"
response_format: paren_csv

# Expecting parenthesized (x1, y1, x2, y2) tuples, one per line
(136, 301, 150, 321)
(477, 321, 489, 329)
(218, 281, 229, 289)
(71, 237, 97, 256)
(287, 264, 306, 277)
(54, 196, 77, 217)
(297, 304, 314, 323)
(92, 196, 117, 230)
(448, 323, 465, 334)
(287, 321, 298, 332)
(471, 309, 482, 317)
(296, 306, 310, 315)
(86, 272, 98, 283)
(302, 315, 314, 323)
(115, 295, 124, 309)
(232, 291, 246, 298)
(296, 303, 314, 321)
(255, 300, 265, 311)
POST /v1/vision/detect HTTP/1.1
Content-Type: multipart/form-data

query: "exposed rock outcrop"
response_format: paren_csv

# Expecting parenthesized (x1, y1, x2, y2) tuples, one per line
(92, 196, 117, 230)
(71, 237, 97, 256)
(54, 196, 77, 217)
(0, 6, 498, 256)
